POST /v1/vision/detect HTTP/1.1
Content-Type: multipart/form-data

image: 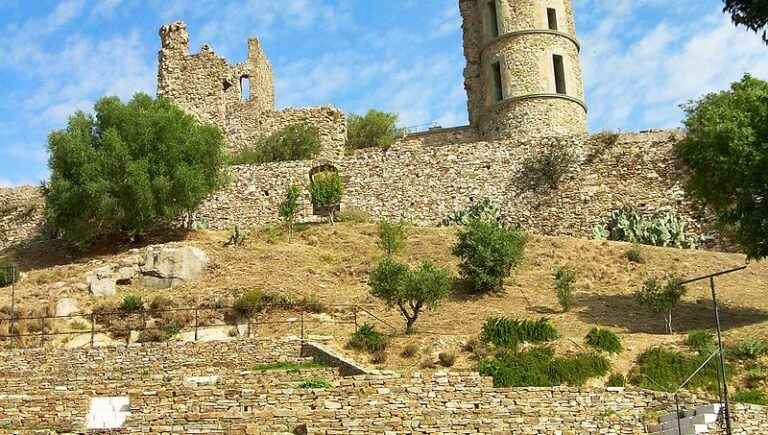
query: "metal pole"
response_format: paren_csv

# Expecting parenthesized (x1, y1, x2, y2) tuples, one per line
(710, 276, 732, 435)
(194, 308, 199, 342)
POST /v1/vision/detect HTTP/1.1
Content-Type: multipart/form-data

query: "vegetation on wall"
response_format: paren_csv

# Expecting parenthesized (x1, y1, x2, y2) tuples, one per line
(45, 93, 228, 245)
(230, 123, 321, 164)
(346, 110, 407, 151)
(441, 199, 504, 226)
(676, 74, 768, 259)
(592, 207, 699, 249)
(519, 145, 577, 191)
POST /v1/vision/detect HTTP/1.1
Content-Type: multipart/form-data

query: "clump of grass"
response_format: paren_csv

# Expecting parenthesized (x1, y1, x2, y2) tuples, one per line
(348, 323, 388, 353)
(298, 378, 332, 389)
(630, 347, 730, 393)
(686, 330, 715, 353)
(624, 245, 645, 263)
(120, 295, 143, 312)
(233, 289, 294, 317)
(732, 389, 768, 406)
(480, 317, 559, 349)
(585, 328, 623, 354)
(607, 373, 626, 387)
(336, 207, 370, 223)
(438, 352, 456, 367)
(745, 367, 767, 388)
(297, 294, 325, 313)
(371, 350, 388, 364)
(478, 347, 610, 387)
(401, 343, 419, 358)
(420, 357, 437, 369)
(253, 361, 327, 372)
(728, 340, 768, 361)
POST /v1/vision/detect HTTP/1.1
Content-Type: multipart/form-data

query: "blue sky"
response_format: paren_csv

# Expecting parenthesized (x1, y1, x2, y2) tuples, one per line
(0, 0, 766, 187)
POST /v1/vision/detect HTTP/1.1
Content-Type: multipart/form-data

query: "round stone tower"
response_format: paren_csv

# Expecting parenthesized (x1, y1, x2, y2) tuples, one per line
(460, 0, 588, 139)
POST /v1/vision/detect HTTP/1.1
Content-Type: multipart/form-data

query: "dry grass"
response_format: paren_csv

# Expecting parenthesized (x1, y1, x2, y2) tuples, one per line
(1, 222, 767, 375)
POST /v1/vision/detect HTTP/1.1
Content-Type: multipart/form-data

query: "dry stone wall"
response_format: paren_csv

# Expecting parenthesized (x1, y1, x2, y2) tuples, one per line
(0, 186, 44, 251)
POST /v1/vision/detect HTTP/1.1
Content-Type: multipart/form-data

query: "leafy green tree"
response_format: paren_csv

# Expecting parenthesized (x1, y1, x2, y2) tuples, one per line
(346, 110, 407, 151)
(309, 171, 343, 224)
(635, 275, 687, 334)
(723, 0, 768, 44)
(45, 93, 227, 245)
(368, 257, 452, 334)
(452, 219, 527, 293)
(377, 218, 408, 256)
(230, 123, 321, 164)
(676, 75, 768, 259)
(279, 184, 302, 241)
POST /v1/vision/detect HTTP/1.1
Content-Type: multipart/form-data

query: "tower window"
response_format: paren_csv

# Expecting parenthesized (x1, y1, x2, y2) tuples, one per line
(553, 55, 566, 95)
(240, 76, 250, 101)
(547, 8, 558, 31)
(487, 1, 500, 38)
(492, 62, 504, 102)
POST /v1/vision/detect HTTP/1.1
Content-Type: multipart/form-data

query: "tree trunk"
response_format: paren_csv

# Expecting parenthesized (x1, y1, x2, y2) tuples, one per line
(405, 317, 416, 335)
(667, 311, 673, 335)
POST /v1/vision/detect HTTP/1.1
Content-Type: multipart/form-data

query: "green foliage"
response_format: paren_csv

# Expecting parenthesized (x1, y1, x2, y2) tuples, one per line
(480, 317, 559, 349)
(230, 123, 321, 164)
(376, 219, 408, 256)
(346, 110, 406, 151)
(368, 258, 452, 333)
(279, 185, 302, 239)
(479, 346, 610, 387)
(624, 245, 645, 264)
(348, 323, 388, 353)
(441, 199, 504, 226)
(745, 367, 767, 387)
(0, 264, 18, 288)
(554, 266, 577, 312)
(452, 218, 527, 293)
(607, 373, 627, 387)
(252, 361, 326, 372)
(630, 347, 730, 393)
(120, 295, 143, 312)
(438, 352, 456, 367)
(585, 328, 623, 354)
(232, 289, 293, 317)
(519, 145, 577, 191)
(224, 225, 247, 247)
(686, 330, 715, 354)
(635, 274, 687, 334)
(676, 75, 768, 258)
(45, 93, 228, 245)
(723, 1, 768, 44)
(728, 340, 768, 361)
(593, 208, 699, 249)
(298, 378, 332, 389)
(309, 171, 343, 223)
(732, 389, 768, 406)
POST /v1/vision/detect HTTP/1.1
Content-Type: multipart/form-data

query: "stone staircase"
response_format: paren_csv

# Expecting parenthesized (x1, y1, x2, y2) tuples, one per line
(648, 404, 722, 435)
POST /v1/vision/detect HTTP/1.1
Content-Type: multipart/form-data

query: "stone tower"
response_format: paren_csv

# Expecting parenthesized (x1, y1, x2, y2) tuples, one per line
(460, 0, 588, 139)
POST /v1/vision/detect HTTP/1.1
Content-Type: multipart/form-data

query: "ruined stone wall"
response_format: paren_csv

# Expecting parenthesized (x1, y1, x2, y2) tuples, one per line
(393, 126, 479, 148)
(0, 186, 44, 251)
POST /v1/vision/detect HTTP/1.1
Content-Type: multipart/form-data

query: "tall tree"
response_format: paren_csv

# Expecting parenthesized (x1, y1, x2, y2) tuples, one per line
(723, 0, 768, 44)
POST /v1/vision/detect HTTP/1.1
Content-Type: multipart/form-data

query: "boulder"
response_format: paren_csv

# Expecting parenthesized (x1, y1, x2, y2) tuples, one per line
(55, 298, 79, 317)
(86, 266, 117, 297)
(140, 245, 209, 289)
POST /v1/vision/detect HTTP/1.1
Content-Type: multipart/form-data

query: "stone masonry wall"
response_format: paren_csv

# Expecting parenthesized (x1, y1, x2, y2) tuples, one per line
(0, 186, 44, 251)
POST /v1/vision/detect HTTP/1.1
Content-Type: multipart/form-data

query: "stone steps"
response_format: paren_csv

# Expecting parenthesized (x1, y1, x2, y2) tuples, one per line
(648, 404, 722, 435)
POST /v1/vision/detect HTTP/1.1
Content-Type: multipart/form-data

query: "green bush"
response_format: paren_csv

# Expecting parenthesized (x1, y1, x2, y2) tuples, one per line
(480, 317, 559, 349)
(0, 264, 18, 288)
(377, 219, 408, 256)
(438, 351, 456, 367)
(120, 295, 143, 312)
(346, 110, 406, 151)
(279, 184, 302, 240)
(745, 367, 767, 387)
(624, 245, 645, 263)
(519, 145, 577, 191)
(732, 389, 768, 406)
(630, 347, 730, 393)
(45, 93, 228, 245)
(298, 378, 332, 389)
(607, 373, 627, 387)
(230, 123, 321, 164)
(728, 340, 768, 361)
(585, 328, 623, 354)
(686, 330, 715, 353)
(479, 346, 610, 387)
(453, 218, 527, 293)
(592, 208, 699, 249)
(348, 323, 388, 353)
(441, 199, 504, 226)
(554, 266, 576, 312)
(309, 171, 343, 223)
(635, 274, 687, 334)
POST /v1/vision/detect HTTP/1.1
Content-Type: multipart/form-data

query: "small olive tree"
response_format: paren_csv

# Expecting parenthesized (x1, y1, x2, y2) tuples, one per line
(346, 110, 407, 151)
(279, 184, 302, 240)
(635, 274, 687, 334)
(368, 257, 452, 334)
(377, 219, 408, 256)
(309, 171, 343, 225)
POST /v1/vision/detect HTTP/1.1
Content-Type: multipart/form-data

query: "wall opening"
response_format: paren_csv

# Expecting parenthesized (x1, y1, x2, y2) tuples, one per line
(491, 62, 504, 102)
(547, 8, 558, 31)
(240, 76, 250, 101)
(553, 55, 566, 95)
(486, 1, 500, 38)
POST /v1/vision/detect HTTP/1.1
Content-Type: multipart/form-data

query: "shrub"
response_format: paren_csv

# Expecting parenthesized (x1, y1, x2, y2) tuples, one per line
(441, 199, 504, 227)
(369, 258, 452, 334)
(230, 123, 321, 164)
(635, 274, 687, 334)
(607, 373, 627, 387)
(585, 328, 623, 354)
(592, 208, 699, 249)
(297, 294, 325, 314)
(453, 218, 527, 293)
(686, 330, 715, 353)
(279, 185, 302, 240)
(371, 350, 388, 364)
(309, 171, 343, 224)
(149, 295, 174, 312)
(0, 264, 18, 288)
(554, 266, 576, 312)
(519, 145, 577, 191)
(624, 245, 645, 263)
(233, 289, 266, 316)
(120, 295, 143, 312)
(348, 323, 388, 353)
(732, 389, 768, 406)
(728, 340, 768, 361)
(45, 93, 228, 245)
(224, 225, 247, 247)
(438, 352, 456, 367)
(346, 110, 406, 151)
(745, 367, 767, 388)
(377, 219, 408, 256)
(298, 378, 331, 389)
(630, 347, 730, 393)
(479, 346, 610, 387)
(480, 317, 559, 349)
(420, 357, 437, 369)
(401, 343, 419, 358)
